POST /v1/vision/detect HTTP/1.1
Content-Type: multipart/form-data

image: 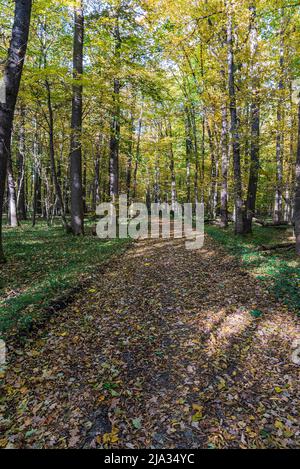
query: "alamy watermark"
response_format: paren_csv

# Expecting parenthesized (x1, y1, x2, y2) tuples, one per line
(96, 195, 204, 251)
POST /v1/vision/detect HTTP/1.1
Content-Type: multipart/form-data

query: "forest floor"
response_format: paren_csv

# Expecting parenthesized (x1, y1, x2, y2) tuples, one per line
(0, 221, 129, 339)
(1, 232, 300, 449)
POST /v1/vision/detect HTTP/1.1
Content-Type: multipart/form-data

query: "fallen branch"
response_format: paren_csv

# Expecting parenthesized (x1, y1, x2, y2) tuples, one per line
(253, 218, 290, 228)
(257, 242, 296, 252)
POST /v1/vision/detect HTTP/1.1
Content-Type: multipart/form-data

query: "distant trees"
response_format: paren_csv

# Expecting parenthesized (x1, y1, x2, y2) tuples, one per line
(0, 0, 300, 259)
(0, 0, 32, 262)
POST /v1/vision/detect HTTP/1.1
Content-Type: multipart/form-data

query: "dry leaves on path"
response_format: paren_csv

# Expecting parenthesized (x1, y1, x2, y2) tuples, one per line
(1, 236, 300, 449)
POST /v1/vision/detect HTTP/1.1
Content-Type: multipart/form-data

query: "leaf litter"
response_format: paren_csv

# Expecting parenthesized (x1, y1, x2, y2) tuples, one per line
(1, 236, 300, 449)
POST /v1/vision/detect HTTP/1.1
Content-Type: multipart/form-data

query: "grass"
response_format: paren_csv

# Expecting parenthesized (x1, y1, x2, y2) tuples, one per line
(206, 224, 300, 315)
(0, 220, 130, 340)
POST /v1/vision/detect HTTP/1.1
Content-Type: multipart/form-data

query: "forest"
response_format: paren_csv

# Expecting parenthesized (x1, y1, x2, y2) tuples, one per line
(0, 0, 299, 451)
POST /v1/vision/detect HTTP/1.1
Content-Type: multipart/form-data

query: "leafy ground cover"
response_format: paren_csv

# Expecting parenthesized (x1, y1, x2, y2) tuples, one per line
(0, 221, 129, 340)
(2, 235, 299, 448)
(206, 225, 300, 315)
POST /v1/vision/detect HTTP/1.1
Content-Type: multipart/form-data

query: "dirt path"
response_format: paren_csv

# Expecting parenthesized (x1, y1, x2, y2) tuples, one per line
(2, 236, 300, 449)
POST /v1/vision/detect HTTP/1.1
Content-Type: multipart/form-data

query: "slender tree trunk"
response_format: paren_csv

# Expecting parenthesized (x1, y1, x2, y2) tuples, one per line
(167, 120, 177, 211)
(17, 107, 26, 220)
(226, 0, 244, 234)
(132, 105, 143, 201)
(154, 144, 160, 204)
(185, 106, 192, 204)
(200, 114, 205, 204)
(0, 0, 32, 262)
(285, 83, 295, 223)
(32, 119, 40, 228)
(7, 152, 18, 227)
(244, 3, 260, 234)
(220, 67, 229, 228)
(110, 78, 121, 202)
(45, 80, 68, 228)
(70, 0, 84, 235)
(109, 14, 121, 203)
(295, 98, 300, 255)
(92, 134, 102, 212)
(126, 107, 135, 203)
(83, 154, 87, 213)
(190, 104, 199, 203)
(274, 10, 285, 224)
(207, 121, 217, 219)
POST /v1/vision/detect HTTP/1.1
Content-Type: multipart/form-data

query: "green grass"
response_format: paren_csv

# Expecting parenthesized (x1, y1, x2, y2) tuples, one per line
(206, 224, 300, 315)
(0, 220, 130, 340)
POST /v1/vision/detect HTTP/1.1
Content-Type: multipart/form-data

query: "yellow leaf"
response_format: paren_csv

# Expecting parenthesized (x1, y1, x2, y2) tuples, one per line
(0, 438, 7, 448)
(192, 404, 203, 412)
(111, 434, 119, 443)
(217, 378, 226, 390)
(275, 420, 284, 429)
(103, 433, 111, 444)
(274, 386, 283, 393)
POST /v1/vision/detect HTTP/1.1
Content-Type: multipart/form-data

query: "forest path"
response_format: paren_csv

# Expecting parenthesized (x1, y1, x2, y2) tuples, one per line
(2, 236, 300, 449)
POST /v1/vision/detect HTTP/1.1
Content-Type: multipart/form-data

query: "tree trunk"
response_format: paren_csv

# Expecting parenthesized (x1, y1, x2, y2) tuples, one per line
(167, 120, 177, 211)
(132, 105, 143, 201)
(45, 80, 68, 229)
(295, 98, 300, 255)
(109, 14, 121, 203)
(126, 107, 135, 203)
(7, 152, 18, 227)
(274, 10, 285, 224)
(220, 67, 229, 228)
(190, 104, 199, 204)
(207, 121, 217, 218)
(185, 106, 192, 204)
(70, 0, 84, 235)
(92, 134, 102, 212)
(226, 0, 244, 234)
(32, 120, 41, 227)
(17, 107, 26, 220)
(0, 0, 32, 262)
(244, 3, 260, 234)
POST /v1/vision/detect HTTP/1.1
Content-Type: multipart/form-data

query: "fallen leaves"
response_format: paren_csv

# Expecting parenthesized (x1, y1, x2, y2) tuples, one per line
(2, 236, 300, 449)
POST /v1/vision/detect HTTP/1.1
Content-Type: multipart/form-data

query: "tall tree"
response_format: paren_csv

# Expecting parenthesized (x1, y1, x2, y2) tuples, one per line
(17, 107, 27, 220)
(7, 152, 18, 227)
(70, 0, 84, 235)
(109, 8, 121, 203)
(0, 0, 32, 262)
(45, 79, 68, 229)
(226, 0, 244, 234)
(220, 72, 229, 228)
(274, 9, 285, 224)
(295, 96, 300, 255)
(244, 2, 260, 234)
